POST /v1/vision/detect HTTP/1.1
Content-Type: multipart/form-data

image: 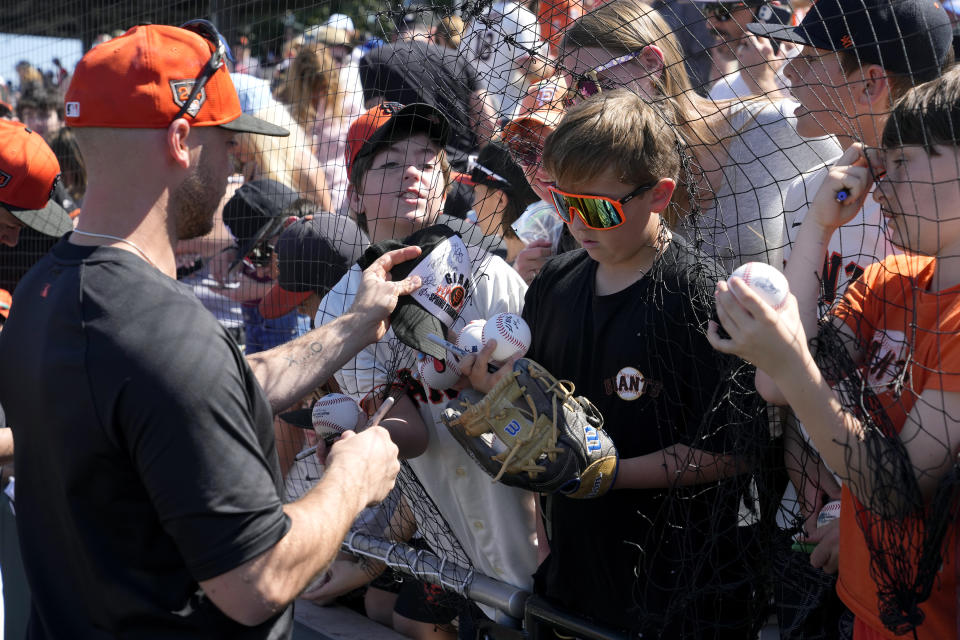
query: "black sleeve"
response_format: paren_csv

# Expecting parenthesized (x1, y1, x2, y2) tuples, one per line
(115, 325, 290, 581)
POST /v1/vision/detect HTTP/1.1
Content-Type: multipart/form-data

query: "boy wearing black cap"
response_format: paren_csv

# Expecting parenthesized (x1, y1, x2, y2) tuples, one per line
(315, 102, 538, 635)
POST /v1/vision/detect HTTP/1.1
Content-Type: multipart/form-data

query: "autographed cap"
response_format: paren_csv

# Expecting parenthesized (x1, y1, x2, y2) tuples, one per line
(747, 0, 952, 82)
(64, 23, 288, 135)
(259, 214, 369, 319)
(345, 102, 450, 182)
(0, 120, 72, 237)
(357, 224, 472, 360)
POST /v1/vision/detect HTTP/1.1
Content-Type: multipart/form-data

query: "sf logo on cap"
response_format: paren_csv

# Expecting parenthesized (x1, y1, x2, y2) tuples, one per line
(170, 80, 207, 117)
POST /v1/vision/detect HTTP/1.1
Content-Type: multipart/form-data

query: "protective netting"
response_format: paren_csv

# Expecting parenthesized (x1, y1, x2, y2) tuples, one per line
(3, 0, 960, 638)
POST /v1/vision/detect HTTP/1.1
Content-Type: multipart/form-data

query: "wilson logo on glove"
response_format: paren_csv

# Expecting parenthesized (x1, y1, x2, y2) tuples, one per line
(441, 359, 619, 499)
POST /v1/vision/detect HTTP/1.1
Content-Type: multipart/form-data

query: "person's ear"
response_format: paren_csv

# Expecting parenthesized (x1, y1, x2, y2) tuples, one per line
(347, 182, 364, 214)
(859, 64, 891, 110)
(167, 119, 192, 170)
(639, 45, 665, 81)
(648, 178, 676, 213)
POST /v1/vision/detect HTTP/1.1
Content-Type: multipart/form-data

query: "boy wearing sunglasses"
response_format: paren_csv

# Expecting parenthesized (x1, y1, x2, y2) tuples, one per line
(501, 89, 758, 635)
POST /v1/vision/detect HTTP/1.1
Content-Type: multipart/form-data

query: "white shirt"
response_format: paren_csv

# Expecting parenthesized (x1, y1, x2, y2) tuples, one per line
(459, 1, 542, 122)
(316, 248, 538, 593)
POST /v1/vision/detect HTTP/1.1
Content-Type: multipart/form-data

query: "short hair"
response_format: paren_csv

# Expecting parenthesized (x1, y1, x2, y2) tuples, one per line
(882, 65, 960, 151)
(542, 89, 681, 226)
(837, 47, 955, 103)
(16, 88, 63, 120)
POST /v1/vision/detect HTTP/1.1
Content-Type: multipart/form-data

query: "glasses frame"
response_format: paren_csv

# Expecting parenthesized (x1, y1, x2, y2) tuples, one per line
(548, 180, 660, 230)
(699, 2, 750, 21)
(172, 19, 235, 123)
(563, 51, 645, 107)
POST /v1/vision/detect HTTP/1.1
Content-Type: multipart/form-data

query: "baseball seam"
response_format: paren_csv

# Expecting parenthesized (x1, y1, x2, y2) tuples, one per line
(496, 316, 526, 349)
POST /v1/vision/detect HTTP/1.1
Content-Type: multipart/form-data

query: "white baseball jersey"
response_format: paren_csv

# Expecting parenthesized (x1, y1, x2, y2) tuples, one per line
(316, 247, 538, 596)
(459, 1, 542, 122)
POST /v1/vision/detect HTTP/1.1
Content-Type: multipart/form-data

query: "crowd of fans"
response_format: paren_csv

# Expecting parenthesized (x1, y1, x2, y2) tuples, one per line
(1, 0, 960, 638)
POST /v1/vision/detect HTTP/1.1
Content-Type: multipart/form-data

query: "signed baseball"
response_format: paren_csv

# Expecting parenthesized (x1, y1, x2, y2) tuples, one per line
(456, 319, 487, 355)
(482, 312, 531, 362)
(817, 500, 842, 528)
(417, 352, 463, 391)
(312, 394, 363, 440)
(731, 262, 789, 311)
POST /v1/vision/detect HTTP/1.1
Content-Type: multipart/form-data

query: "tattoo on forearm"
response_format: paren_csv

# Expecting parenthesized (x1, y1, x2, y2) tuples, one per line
(286, 341, 324, 367)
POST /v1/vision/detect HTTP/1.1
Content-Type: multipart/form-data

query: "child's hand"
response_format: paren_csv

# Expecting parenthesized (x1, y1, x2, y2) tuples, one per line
(456, 340, 520, 394)
(801, 519, 840, 574)
(807, 143, 874, 232)
(707, 277, 808, 378)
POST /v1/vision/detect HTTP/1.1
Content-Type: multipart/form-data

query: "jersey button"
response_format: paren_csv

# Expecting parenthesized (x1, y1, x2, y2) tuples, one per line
(473, 520, 484, 530)
(456, 466, 467, 477)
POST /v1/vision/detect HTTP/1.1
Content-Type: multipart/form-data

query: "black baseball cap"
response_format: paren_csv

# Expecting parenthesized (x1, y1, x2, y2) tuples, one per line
(222, 179, 300, 261)
(357, 224, 473, 360)
(259, 214, 369, 319)
(748, 0, 952, 82)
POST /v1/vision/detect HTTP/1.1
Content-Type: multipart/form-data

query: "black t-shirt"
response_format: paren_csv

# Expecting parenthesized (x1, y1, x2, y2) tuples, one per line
(524, 239, 752, 633)
(359, 40, 479, 165)
(0, 237, 292, 638)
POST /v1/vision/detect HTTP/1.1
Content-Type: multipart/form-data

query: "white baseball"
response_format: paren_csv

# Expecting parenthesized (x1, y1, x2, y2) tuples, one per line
(482, 312, 531, 362)
(311, 394, 363, 440)
(456, 319, 486, 355)
(416, 352, 463, 391)
(731, 262, 790, 310)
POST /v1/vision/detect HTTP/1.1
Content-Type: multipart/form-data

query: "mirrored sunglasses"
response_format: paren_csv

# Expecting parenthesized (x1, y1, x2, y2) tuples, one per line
(548, 181, 659, 230)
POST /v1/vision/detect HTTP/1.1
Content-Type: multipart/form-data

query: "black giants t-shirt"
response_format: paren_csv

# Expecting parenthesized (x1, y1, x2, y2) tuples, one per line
(359, 40, 479, 164)
(524, 239, 751, 634)
(0, 238, 292, 638)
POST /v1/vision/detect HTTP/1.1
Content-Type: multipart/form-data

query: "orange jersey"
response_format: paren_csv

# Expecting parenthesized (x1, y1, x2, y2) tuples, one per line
(833, 253, 960, 639)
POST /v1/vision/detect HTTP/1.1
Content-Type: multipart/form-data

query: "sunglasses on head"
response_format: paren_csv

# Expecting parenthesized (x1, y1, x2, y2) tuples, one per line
(467, 156, 512, 189)
(173, 19, 235, 123)
(699, 2, 751, 21)
(562, 51, 644, 107)
(548, 181, 660, 230)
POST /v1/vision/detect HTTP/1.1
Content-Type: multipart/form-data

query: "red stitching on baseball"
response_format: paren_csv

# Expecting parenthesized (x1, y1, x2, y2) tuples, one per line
(496, 315, 525, 349)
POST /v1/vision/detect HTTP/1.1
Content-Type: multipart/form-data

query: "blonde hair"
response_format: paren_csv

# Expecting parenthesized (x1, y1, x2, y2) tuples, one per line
(561, 0, 720, 148)
(543, 90, 681, 227)
(433, 15, 465, 49)
(238, 105, 333, 211)
(275, 44, 344, 127)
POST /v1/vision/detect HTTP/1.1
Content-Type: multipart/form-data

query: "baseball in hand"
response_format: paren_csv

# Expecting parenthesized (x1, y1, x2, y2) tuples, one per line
(417, 352, 463, 391)
(731, 262, 789, 311)
(312, 394, 364, 440)
(482, 312, 531, 362)
(456, 319, 486, 355)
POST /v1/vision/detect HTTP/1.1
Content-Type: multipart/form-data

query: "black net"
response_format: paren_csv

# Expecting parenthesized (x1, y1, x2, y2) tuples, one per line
(3, 0, 960, 638)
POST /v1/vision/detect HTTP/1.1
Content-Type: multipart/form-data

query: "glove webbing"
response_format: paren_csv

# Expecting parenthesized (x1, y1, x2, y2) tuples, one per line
(459, 366, 576, 481)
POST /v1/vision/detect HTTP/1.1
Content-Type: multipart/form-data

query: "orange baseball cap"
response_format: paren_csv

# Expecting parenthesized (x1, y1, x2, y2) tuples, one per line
(345, 102, 449, 183)
(64, 24, 287, 136)
(502, 76, 567, 140)
(0, 120, 72, 237)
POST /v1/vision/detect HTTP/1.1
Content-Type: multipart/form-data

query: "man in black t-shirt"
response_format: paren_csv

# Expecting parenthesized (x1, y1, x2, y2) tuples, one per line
(463, 91, 758, 637)
(0, 24, 421, 639)
(359, 28, 496, 168)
